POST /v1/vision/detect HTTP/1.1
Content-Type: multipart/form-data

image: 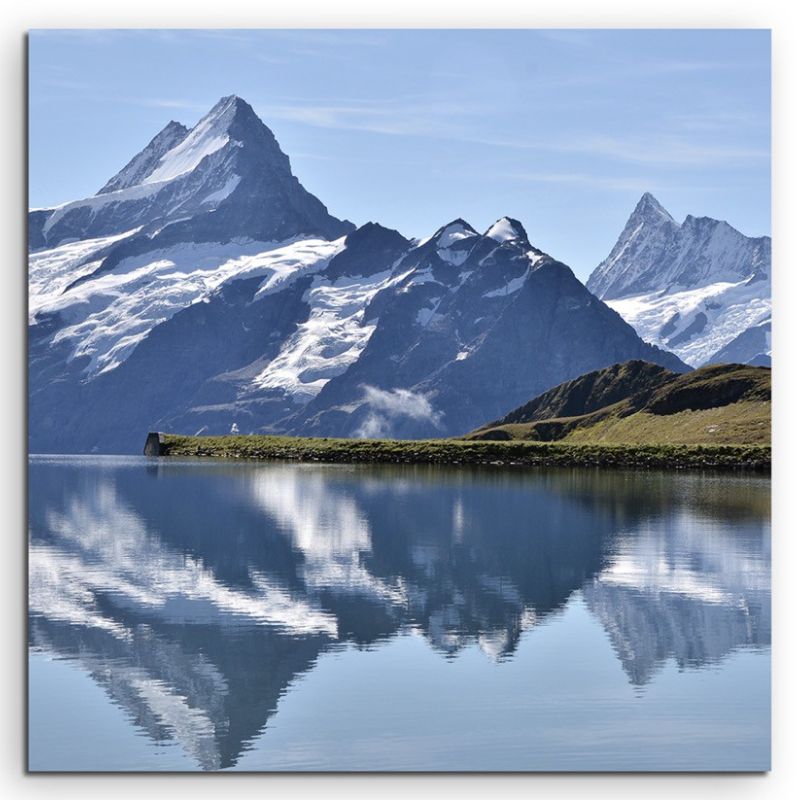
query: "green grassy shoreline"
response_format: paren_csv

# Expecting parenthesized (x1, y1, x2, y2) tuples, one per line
(150, 433, 770, 472)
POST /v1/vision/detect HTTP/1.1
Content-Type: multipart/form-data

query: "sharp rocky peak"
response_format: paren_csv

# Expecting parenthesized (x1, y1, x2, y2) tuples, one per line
(201, 94, 263, 132)
(97, 95, 276, 196)
(630, 192, 676, 227)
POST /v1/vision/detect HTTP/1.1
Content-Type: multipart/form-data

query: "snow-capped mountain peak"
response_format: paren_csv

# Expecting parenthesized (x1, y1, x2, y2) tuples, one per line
(141, 97, 241, 185)
(484, 217, 528, 244)
(425, 219, 479, 249)
(586, 193, 771, 367)
(29, 95, 352, 250)
(631, 191, 676, 226)
(587, 193, 769, 301)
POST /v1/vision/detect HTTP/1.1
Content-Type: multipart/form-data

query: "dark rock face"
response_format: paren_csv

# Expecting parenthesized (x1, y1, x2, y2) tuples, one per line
(323, 222, 409, 279)
(29, 98, 689, 453)
(667, 311, 707, 348)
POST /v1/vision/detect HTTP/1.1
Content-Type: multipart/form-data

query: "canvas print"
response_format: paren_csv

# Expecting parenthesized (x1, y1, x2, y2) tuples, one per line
(27, 29, 771, 772)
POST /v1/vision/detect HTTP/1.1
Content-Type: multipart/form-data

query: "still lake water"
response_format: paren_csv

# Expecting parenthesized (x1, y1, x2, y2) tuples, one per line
(27, 456, 771, 772)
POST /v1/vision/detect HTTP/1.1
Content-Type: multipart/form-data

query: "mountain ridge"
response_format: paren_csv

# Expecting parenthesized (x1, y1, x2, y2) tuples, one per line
(586, 193, 771, 367)
(29, 96, 689, 453)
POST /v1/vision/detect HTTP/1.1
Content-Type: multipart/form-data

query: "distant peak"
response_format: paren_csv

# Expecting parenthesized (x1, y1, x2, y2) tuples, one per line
(164, 119, 189, 134)
(484, 217, 528, 244)
(97, 118, 190, 194)
(683, 214, 719, 226)
(442, 217, 476, 232)
(632, 192, 675, 224)
(209, 94, 248, 111)
(429, 219, 479, 248)
(345, 221, 409, 246)
(202, 94, 261, 130)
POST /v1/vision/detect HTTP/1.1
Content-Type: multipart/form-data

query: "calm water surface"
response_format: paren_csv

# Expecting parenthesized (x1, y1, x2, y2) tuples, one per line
(27, 456, 771, 771)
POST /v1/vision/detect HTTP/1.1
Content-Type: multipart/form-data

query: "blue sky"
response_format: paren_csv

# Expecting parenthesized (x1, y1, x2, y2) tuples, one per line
(28, 29, 770, 280)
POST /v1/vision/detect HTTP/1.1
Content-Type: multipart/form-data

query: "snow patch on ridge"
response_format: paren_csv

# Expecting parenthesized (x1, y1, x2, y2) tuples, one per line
(437, 222, 476, 248)
(482, 256, 542, 299)
(485, 217, 524, 243)
(202, 175, 241, 204)
(418, 221, 477, 249)
(253, 268, 407, 401)
(437, 247, 470, 266)
(144, 101, 233, 184)
(42, 182, 169, 237)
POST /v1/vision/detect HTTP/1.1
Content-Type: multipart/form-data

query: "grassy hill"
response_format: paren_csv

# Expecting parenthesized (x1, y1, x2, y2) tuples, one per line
(146, 361, 771, 470)
(468, 361, 770, 446)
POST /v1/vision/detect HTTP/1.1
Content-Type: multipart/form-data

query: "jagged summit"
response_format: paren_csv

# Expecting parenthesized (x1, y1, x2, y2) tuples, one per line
(97, 97, 274, 198)
(631, 192, 675, 224)
(208, 93, 252, 116)
(586, 193, 771, 367)
(30, 94, 353, 249)
(98, 119, 190, 194)
(102, 95, 288, 193)
(423, 217, 533, 251)
(193, 95, 280, 148)
(587, 193, 769, 301)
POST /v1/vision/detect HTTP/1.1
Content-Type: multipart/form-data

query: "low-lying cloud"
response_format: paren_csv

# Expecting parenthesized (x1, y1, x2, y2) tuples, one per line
(355, 386, 441, 438)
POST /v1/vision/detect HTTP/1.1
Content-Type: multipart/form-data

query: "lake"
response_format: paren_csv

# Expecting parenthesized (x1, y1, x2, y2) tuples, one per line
(27, 456, 771, 772)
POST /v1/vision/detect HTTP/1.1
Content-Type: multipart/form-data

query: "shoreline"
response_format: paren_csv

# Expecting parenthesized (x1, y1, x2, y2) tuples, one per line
(145, 433, 771, 472)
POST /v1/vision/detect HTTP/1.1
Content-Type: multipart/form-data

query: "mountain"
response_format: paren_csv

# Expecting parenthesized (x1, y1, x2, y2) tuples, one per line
(29, 96, 687, 454)
(282, 219, 687, 441)
(470, 360, 771, 446)
(586, 193, 771, 367)
(29, 95, 353, 252)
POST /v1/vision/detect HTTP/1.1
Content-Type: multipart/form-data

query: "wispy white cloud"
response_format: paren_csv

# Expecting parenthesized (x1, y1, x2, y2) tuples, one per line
(122, 97, 207, 111)
(264, 96, 768, 167)
(554, 134, 769, 166)
(356, 386, 441, 439)
(258, 98, 479, 138)
(501, 172, 659, 192)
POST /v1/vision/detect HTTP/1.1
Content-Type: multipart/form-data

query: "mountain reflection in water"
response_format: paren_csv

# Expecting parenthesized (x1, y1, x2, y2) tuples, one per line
(28, 458, 770, 771)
